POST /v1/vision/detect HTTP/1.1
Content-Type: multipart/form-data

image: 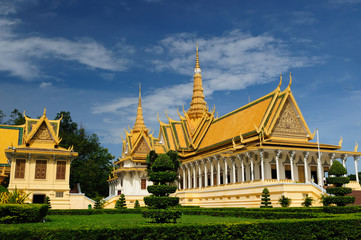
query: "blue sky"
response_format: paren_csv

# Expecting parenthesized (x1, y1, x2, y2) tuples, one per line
(0, 0, 361, 173)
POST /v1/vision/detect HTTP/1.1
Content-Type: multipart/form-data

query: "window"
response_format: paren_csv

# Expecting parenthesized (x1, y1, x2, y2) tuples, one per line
(35, 160, 47, 179)
(55, 192, 63, 198)
(141, 179, 147, 189)
(56, 161, 66, 179)
(15, 159, 26, 178)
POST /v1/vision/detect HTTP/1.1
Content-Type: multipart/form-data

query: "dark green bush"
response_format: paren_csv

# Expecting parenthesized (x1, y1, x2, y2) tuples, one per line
(326, 177, 350, 186)
(142, 209, 182, 223)
(328, 160, 347, 176)
(326, 187, 352, 195)
(260, 188, 272, 208)
(152, 154, 174, 172)
(0, 204, 48, 224)
(278, 195, 291, 207)
(115, 194, 126, 209)
(144, 196, 179, 209)
(47, 208, 142, 215)
(0, 186, 8, 193)
(149, 172, 178, 184)
(323, 196, 355, 206)
(147, 185, 177, 196)
(323, 206, 359, 214)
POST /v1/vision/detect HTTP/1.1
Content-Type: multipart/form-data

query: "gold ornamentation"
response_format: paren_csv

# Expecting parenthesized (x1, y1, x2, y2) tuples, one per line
(133, 137, 150, 154)
(273, 100, 306, 136)
(33, 122, 52, 140)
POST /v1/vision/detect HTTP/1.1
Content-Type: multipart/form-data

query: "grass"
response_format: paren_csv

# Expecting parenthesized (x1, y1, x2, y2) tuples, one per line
(0, 213, 256, 230)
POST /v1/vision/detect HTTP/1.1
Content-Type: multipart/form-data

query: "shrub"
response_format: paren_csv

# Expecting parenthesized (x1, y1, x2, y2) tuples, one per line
(323, 205, 358, 214)
(0, 204, 48, 224)
(0, 187, 30, 204)
(115, 194, 126, 209)
(278, 195, 291, 207)
(134, 200, 140, 208)
(45, 196, 51, 209)
(260, 188, 272, 208)
(143, 151, 181, 223)
(0, 186, 7, 193)
(94, 196, 106, 209)
(325, 161, 355, 206)
(302, 194, 314, 207)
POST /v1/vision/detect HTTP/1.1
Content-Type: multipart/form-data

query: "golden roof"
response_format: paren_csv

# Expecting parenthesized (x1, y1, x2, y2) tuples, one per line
(132, 84, 147, 133)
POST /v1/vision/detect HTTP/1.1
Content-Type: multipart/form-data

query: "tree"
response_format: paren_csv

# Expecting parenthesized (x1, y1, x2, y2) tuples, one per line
(93, 196, 105, 209)
(134, 200, 140, 209)
(55, 111, 114, 198)
(302, 194, 314, 207)
(115, 194, 126, 208)
(45, 196, 51, 209)
(324, 160, 355, 206)
(278, 195, 291, 207)
(6, 109, 25, 125)
(260, 188, 272, 208)
(142, 150, 182, 223)
(0, 110, 6, 124)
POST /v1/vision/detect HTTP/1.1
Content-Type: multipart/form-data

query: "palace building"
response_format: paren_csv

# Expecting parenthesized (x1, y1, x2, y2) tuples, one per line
(1, 110, 92, 209)
(107, 47, 361, 208)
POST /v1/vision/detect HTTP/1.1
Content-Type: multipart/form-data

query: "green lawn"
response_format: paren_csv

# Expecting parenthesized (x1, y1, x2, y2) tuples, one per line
(1, 214, 256, 230)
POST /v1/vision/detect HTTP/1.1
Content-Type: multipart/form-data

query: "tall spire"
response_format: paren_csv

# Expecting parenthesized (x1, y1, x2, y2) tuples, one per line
(132, 84, 146, 132)
(187, 44, 208, 120)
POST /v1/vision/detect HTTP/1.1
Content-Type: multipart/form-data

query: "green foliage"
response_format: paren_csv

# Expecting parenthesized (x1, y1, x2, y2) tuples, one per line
(0, 187, 30, 204)
(143, 151, 181, 223)
(134, 200, 140, 209)
(0, 186, 8, 193)
(93, 196, 106, 209)
(325, 161, 354, 206)
(302, 194, 314, 207)
(0, 204, 48, 224)
(323, 206, 358, 214)
(55, 111, 114, 198)
(45, 196, 51, 209)
(47, 208, 142, 215)
(6, 109, 25, 125)
(144, 196, 179, 209)
(328, 160, 347, 176)
(260, 188, 272, 208)
(278, 195, 291, 207)
(0, 110, 5, 124)
(147, 185, 177, 196)
(142, 209, 182, 223)
(115, 194, 126, 209)
(326, 177, 350, 186)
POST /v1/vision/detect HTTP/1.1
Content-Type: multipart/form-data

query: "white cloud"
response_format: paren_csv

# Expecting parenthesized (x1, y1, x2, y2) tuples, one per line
(0, 4, 132, 80)
(39, 82, 52, 88)
(94, 30, 321, 128)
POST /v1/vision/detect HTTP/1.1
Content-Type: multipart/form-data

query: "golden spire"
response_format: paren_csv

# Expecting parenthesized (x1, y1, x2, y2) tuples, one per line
(132, 84, 146, 132)
(187, 44, 208, 120)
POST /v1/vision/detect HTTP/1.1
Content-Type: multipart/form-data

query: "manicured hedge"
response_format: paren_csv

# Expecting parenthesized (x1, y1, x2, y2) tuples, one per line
(0, 204, 48, 224)
(147, 185, 177, 196)
(323, 196, 355, 206)
(144, 196, 179, 209)
(1, 217, 361, 239)
(47, 208, 142, 215)
(326, 177, 350, 185)
(323, 206, 359, 214)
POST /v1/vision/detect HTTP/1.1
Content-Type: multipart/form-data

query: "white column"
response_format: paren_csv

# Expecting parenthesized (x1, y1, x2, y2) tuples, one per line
(247, 152, 254, 181)
(289, 151, 295, 182)
(317, 152, 323, 186)
(203, 159, 208, 187)
(193, 163, 196, 189)
(354, 156, 360, 183)
(224, 157, 228, 184)
(217, 157, 221, 185)
(187, 164, 191, 189)
(304, 151, 309, 183)
(342, 154, 348, 177)
(231, 157, 236, 183)
(210, 158, 214, 186)
(238, 154, 245, 182)
(329, 153, 335, 166)
(198, 161, 202, 189)
(260, 149, 264, 181)
(275, 150, 281, 181)
(182, 165, 186, 189)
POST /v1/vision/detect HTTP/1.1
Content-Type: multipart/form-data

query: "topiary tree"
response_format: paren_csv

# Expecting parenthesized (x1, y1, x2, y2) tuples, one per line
(45, 196, 51, 209)
(260, 188, 272, 208)
(302, 194, 314, 207)
(93, 196, 105, 209)
(115, 194, 126, 209)
(142, 150, 182, 223)
(278, 195, 291, 207)
(324, 160, 355, 206)
(134, 200, 140, 208)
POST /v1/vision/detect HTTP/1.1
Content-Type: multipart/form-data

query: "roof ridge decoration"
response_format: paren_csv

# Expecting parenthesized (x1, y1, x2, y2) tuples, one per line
(132, 84, 147, 133)
(24, 108, 61, 145)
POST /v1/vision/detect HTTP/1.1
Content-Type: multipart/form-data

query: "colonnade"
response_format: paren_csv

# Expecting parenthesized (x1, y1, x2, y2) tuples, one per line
(178, 149, 360, 190)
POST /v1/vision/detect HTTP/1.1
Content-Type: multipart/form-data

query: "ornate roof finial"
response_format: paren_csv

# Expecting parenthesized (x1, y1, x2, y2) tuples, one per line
(187, 44, 208, 120)
(278, 73, 282, 89)
(288, 72, 292, 88)
(43, 108, 46, 116)
(132, 84, 147, 132)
